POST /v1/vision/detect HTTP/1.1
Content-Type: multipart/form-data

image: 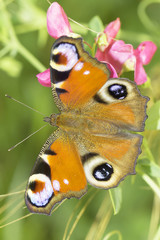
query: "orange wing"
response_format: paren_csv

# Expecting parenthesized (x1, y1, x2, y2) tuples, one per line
(50, 36, 110, 109)
(25, 130, 87, 215)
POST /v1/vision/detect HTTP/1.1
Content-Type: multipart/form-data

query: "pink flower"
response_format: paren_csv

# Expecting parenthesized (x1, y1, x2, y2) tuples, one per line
(47, 2, 72, 39)
(96, 40, 133, 73)
(107, 63, 118, 78)
(96, 17, 157, 85)
(104, 17, 121, 44)
(96, 18, 134, 76)
(96, 40, 157, 85)
(96, 18, 121, 51)
(37, 2, 74, 87)
(36, 69, 51, 87)
(37, 3, 157, 87)
(37, 4, 118, 87)
(132, 41, 157, 84)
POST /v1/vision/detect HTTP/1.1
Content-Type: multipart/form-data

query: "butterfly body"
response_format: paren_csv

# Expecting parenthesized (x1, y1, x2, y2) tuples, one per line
(48, 110, 120, 136)
(25, 36, 149, 215)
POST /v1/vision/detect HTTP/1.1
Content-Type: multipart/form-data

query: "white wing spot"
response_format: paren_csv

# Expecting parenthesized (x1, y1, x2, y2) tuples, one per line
(74, 62, 84, 71)
(63, 179, 69, 185)
(53, 180, 60, 191)
(83, 70, 90, 75)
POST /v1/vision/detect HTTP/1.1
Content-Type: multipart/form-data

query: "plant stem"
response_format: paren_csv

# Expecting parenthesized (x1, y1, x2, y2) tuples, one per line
(1, 0, 46, 72)
(142, 174, 160, 199)
(143, 137, 155, 163)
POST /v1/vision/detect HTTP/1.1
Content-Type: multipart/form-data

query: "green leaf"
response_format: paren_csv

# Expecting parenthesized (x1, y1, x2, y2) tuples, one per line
(145, 100, 160, 130)
(0, 56, 22, 77)
(137, 158, 160, 178)
(142, 76, 151, 88)
(109, 186, 122, 215)
(70, 22, 88, 35)
(89, 15, 104, 33)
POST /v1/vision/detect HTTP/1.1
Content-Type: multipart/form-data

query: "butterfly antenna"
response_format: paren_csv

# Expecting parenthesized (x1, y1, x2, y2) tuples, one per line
(8, 125, 47, 151)
(5, 94, 46, 117)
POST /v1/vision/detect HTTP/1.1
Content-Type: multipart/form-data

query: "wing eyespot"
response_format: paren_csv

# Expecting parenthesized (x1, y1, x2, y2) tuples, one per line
(26, 174, 54, 208)
(82, 152, 116, 188)
(50, 42, 79, 72)
(93, 79, 132, 104)
(108, 84, 127, 100)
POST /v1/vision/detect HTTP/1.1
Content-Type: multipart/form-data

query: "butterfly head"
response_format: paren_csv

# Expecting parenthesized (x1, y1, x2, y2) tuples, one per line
(43, 114, 58, 127)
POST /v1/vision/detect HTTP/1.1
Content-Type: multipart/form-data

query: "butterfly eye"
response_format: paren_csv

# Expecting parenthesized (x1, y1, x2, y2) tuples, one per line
(93, 163, 113, 181)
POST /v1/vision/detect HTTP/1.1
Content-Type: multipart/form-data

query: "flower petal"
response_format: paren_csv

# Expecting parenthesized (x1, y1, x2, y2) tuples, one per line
(47, 2, 72, 39)
(111, 40, 133, 56)
(134, 57, 147, 85)
(96, 49, 118, 77)
(96, 40, 133, 73)
(134, 41, 157, 65)
(104, 18, 121, 44)
(36, 69, 51, 87)
(106, 62, 118, 78)
(95, 47, 106, 62)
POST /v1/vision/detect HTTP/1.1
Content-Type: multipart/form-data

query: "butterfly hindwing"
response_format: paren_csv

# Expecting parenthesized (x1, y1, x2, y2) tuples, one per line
(25, 129, 87, 215)
(79, 132, 142, 189)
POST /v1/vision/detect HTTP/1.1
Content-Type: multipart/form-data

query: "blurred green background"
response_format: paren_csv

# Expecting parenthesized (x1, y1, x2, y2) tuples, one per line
(0, 0, 160, 239)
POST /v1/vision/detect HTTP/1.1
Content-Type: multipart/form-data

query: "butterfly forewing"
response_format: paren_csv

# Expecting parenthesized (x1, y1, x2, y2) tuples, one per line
(50, 36, 111, 109)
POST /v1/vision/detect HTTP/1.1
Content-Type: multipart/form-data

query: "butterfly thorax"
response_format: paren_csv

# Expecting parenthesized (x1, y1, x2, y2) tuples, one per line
(47, 111, 119, 136)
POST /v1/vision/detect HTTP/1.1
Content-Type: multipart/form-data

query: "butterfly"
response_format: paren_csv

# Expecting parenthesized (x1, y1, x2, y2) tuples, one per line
(25, 36, 149, 215)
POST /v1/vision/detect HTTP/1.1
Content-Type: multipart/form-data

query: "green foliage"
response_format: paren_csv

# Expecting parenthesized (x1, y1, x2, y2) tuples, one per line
(0, 56, 22, 77)
(146, 100, 160, 130)
(89, 16, 104, 33)
(137, 158, 160, 178)
(109, 187, 122, 215)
